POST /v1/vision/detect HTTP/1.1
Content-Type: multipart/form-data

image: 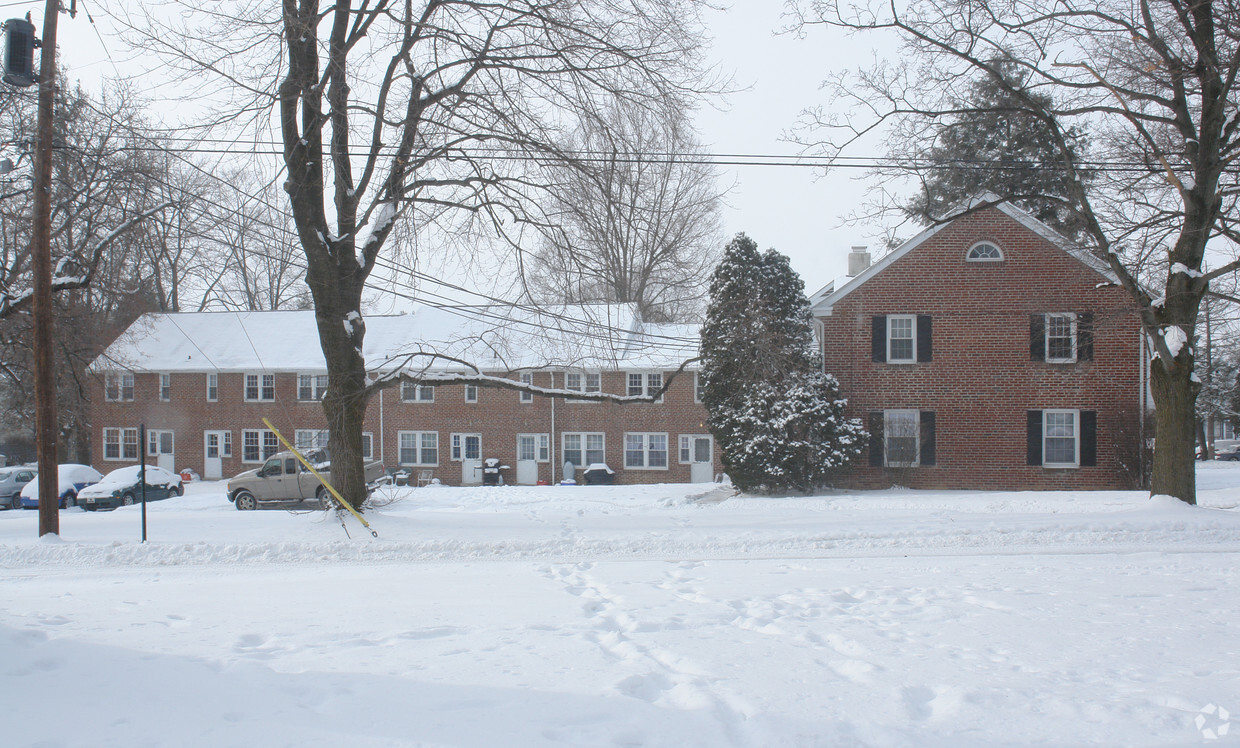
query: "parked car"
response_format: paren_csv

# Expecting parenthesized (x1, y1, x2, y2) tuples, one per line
(0, 467, 37, 510)
(228, 448, 385, 510)
(20, 464, 103, 509)
(77, 465, 184, 511)
(1216, 446, 1240, 461)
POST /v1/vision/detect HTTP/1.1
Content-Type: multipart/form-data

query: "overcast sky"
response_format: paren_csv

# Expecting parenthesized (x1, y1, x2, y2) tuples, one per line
(41, 2, 895, 302)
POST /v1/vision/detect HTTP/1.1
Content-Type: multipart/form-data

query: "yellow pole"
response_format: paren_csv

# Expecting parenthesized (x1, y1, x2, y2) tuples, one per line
(262, 418, 377, 537)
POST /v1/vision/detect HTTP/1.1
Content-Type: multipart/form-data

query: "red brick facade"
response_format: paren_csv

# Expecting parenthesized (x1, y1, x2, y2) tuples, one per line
(816, 206, 1145, 490)
(90, 368, 720, 486)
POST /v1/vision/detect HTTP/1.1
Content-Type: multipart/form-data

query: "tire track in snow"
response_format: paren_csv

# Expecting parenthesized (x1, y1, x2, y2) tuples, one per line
(540, 561, 757, 747)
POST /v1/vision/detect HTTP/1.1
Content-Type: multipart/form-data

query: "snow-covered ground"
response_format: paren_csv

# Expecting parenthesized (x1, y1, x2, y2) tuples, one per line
(4, 465, 1240, 747)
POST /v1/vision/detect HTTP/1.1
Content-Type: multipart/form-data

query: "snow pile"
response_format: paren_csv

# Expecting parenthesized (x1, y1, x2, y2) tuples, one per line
(3, 467, 1240, 746)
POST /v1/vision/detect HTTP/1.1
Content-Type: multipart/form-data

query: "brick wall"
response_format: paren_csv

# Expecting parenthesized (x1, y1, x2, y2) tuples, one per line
(90, 368, 719, 486)
(818, 207, 1145, 490)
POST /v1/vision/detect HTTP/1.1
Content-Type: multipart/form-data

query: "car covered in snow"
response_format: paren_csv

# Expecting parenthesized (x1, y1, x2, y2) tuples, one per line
(19, 464, 103, 509)
(78, 465, 184, 510)
(228, 448, 385, 510)
(0, 466, 37, 510)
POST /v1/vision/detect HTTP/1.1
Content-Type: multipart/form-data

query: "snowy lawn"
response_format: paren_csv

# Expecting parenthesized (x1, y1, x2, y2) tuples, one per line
(3, 465, 1240, 747)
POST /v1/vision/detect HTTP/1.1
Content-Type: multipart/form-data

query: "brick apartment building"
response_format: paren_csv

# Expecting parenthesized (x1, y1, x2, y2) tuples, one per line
(811, 199, 1147, 490)
(88, 304, 720, 486)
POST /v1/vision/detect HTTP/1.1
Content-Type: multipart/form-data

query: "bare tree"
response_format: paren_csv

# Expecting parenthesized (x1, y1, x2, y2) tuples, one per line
(792, 0, 1240, 504)
(122, 0, 718, 509)
(527, 101, 725, 322)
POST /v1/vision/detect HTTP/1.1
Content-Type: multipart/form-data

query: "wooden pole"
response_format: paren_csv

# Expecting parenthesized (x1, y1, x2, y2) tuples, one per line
(32, 0, 60, 536)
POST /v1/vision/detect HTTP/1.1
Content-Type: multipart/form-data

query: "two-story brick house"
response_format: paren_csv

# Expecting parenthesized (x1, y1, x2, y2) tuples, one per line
(89, 304, 720, 486)
(812, 200, 1147, 490)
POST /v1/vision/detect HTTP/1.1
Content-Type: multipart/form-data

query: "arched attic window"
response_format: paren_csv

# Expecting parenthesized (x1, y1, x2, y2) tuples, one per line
(966, 241, 1004, 262)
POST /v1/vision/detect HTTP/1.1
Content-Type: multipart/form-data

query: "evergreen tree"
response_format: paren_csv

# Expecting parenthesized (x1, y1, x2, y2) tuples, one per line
(902, 61, 1091, 239)
(700, 234, 865, 493)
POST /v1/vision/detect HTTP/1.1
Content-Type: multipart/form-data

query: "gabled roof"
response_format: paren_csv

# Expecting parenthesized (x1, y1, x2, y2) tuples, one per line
(90, 303, 700, 374)
(811, 194, 1118, 315)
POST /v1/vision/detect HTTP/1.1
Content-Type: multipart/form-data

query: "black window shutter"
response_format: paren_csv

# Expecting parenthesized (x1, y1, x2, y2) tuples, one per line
(917, 315, 933, 362)
(1080, 410, 1097, 466)
(1077, 313, 1094, 361)
(868, 411, 884, 466)
(1030, 315, 1046, 360)
(1027, 410, 1043, 465)
(919, 411, 936, 466)
(872, 316, 887, 363)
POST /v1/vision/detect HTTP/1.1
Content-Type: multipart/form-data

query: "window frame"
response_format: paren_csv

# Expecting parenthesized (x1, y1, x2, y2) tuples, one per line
(886, 315, 917, 364)
(449, 433, 482, 462)
(244, 373, 276, 402)
(519, 372, 534, 403)
(103, 427, 140, 461)
(147, 429, 174, 457)
(694, 372, 704, 404)
(206, 373, 218, 402)
(297, 373, 329, 402)
(966, 241, 1004, 262)
(565, 370, 602, 402)
(627, 372, 665, 403)
(883, 409, 921, 468)
(398, 430, 439, 466)
(1045, 313, 1078, 364)
(400, 381, 435, 403)
(104, 372, 135, 402)
(1043, 409, 1080, 468)
(294, 429, 330, 451)
(624, 432, 669, 470)
(241, 429, 280, 463)
(159, 373, 172, 401)
(464, 384, 478, 403)
(562, 432, 605, 469)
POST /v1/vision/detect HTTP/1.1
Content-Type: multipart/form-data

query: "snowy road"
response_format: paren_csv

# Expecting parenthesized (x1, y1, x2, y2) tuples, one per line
(3, 466, 1240, 746)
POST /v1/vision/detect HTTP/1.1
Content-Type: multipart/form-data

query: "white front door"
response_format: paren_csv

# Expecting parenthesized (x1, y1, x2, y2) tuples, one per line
(149, 430, 175, 472)
(683, 435, 714, 483)
(203, 431, 226, 480)
(516, 434, 547, 485)
(455, 433, 483, 484)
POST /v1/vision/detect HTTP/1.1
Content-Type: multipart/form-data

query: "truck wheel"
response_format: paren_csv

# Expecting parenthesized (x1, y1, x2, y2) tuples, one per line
(121, 493, 135, 506)
(234, 490, 257, 511)
(62, 492, 76, 509)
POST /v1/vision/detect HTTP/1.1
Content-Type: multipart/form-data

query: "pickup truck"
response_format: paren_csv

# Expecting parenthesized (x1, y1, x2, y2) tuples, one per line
(228, 448, 386, 510)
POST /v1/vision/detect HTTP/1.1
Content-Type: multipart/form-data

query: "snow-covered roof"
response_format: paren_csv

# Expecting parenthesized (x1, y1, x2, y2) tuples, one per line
(90, 304, 701, 374)
(812, 194, 1118, 315)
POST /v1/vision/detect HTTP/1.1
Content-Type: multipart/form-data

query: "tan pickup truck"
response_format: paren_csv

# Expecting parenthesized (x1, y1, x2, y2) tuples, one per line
(228, 448, 386, 510)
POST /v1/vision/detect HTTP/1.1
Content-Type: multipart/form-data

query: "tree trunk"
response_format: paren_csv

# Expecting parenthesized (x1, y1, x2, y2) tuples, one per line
(1149, 357, 1200, 504)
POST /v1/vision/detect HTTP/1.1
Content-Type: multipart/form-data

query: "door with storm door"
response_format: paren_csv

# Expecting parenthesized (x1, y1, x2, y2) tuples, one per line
(203, 431, 228, 480)
(454, 434, 483, 485)
(516, 434, 548, 485)
(681, 435, 714, 483)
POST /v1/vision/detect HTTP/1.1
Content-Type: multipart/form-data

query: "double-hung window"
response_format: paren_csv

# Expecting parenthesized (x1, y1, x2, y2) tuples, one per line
(887, 316, 916, 363)
(694, 372, 705, 403)
(401, 381, 434, 402)
(298, 374, 329, 401)
(103, 427, 139, 460)
(159, 373, 172, 401)
(624, 433, 668, 469)
(1031, 313, 1093, 363)
(242, 429, 280, 463)
(563, 432, 605, 469)
(104, 372, 135, 402)
(295, 429, 330, 450)
(565, 371, 601, 401)
(627, 372, 664, 402)
(206, 373, 218, 402)
(464, 384, 478, 403)
(519, 372, 534, 403)
(399, 431, 438, 465)
(868, 410, 937, 468)
(872, 315, 931, 364)
(1027, 409, 1096, 468)
(244, 373, 275, 402)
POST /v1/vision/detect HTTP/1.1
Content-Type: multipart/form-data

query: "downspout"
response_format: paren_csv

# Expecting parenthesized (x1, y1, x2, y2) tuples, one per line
(378, 387, 385, 465)
(550, 371, 556, 483)
(1139, 330, 1147, 487)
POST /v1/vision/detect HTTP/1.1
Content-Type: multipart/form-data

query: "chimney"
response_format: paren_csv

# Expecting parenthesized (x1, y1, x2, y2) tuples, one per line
(847, 246, 871, 277)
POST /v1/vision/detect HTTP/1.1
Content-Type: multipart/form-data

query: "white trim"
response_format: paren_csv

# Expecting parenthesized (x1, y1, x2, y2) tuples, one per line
(626, 371, 664, 403)
(624, 432, 669, 470)
(243, 373, 275, 402)
(398, 430, 439, 466)
(103, 427, 139, 461)
(297, 373, 329, 401)
(206, 373, 218, 402)
(1045, 313, 1078, 364)
(241, 429, 279, 463)
(562, 432, 605, 469)
(965, 241, 1004, 262)
(159, 373, 172, 401)
(104, 372, 135, 402)
(449, 433, 482, 462)
(1042, 409, 1081, 468)
(518, 372, 534, 403)
(886, 315, 917, 364)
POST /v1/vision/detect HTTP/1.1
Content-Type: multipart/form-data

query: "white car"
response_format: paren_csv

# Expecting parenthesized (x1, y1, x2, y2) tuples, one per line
(19, 464, 103, 509)
(78, 465, 184, 511)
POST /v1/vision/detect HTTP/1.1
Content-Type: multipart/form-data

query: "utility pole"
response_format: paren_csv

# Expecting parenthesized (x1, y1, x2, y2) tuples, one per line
(31, 0, 61, 536)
